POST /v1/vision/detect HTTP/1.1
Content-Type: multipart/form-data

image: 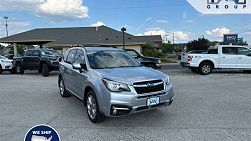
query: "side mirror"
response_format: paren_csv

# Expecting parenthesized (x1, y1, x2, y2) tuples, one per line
(72, 63, 81, 69)
(247, 54, 251, 56)
(72, 63, 87, 73)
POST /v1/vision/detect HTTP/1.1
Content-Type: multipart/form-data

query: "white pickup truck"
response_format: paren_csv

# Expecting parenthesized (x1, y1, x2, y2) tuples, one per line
(181, 45, 251, 75)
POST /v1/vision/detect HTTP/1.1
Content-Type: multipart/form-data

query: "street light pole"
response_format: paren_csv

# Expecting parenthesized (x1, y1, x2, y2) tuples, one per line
(4, 17, 8, 37)
(121, 27, 126, 49)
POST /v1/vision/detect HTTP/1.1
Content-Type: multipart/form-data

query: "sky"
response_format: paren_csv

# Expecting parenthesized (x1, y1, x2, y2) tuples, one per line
(0, 0, 251, 44)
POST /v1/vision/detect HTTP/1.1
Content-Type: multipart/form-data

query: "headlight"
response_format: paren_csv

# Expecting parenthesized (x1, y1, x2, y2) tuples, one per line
(158, 59, 161, 64)
(164, 76, 170, 85)
(102, 79, 130, 92)
(1, 60, 11, 63)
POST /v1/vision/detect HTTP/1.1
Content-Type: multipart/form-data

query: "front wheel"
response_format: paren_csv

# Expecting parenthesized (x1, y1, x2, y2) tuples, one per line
(199, 62, 213, 75)
(42, 63, 49, 77)
(16, 64, 24, 74)
(86, 90, 105, 123)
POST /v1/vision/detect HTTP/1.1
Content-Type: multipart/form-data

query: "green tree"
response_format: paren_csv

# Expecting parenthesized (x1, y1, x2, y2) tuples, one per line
(161, 43, 174, 54)
(142, 43, 164, 58)
(187, 38, 211, 51)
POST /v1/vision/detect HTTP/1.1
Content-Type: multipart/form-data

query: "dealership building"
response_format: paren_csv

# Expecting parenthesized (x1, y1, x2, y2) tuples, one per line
(0, 25, 162, 55)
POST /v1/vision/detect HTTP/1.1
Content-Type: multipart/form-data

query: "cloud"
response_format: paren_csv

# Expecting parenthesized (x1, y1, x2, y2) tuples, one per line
(135, 17, 153, 33)
(0, 18, 32, 38)
(0, 0, 44, 10)
(0, 0, 89, 21)
(91, 21, 105, 27)
(141, 28, 189, 43)
(206, 27, 231, 37)
(156, 19, 169, 24)
(37, 0, 88, 20)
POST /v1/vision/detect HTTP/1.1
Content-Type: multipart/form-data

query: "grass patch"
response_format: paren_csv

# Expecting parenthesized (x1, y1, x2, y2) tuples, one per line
(161, 58, 177, 63)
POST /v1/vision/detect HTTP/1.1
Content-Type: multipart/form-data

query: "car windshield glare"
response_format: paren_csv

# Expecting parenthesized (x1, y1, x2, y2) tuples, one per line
(87, 50, 141, 69)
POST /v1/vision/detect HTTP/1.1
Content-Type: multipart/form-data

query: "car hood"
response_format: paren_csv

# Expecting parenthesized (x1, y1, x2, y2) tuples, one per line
(94, 67, 167, 84)
(0, 58, 12, 62)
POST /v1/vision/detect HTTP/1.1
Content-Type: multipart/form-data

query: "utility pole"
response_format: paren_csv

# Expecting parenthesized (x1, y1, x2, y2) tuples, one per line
(4, 17, 8, 37)
(121, 27, 126, 49)
(172, 33, 175, 47)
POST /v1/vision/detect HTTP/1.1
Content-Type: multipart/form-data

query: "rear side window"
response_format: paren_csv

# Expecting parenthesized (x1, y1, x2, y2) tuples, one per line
(26, 50, 33, 56)
(222, 47, 238, 55)
(66, 49, 77, 64)
(74, 50, 85, 64)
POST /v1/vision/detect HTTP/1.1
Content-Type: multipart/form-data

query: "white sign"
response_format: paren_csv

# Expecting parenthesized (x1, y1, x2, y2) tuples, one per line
(186, 0, 251, 14)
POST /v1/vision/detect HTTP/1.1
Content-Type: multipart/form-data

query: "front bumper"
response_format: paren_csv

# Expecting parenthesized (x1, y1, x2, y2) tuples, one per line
(48, 61, 59, 70)
(1, 63, 13, 70)
(102, 84, 174, 117)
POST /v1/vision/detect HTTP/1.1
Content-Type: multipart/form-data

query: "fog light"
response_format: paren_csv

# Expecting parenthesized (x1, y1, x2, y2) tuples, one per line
(113, 109, 117, 115)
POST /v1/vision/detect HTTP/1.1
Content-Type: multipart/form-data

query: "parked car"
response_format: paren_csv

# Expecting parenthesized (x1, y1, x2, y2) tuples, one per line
(182, 45, 251, 75)
(0, 55, 13, 74)
(58, 46, 174, 123)
(13, 49, 61, 76)
(4, 54, 14, 59)
(125, 49, 161, 69)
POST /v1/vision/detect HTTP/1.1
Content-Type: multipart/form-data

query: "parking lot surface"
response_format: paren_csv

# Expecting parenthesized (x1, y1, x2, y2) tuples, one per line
(0, 69, 251, 141)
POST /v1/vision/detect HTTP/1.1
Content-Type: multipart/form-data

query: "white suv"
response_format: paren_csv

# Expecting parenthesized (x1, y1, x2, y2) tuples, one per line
(0, 55, 13, 74)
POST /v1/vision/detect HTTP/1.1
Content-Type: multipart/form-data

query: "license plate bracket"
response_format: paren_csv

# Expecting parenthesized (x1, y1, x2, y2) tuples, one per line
(147, 97, 160, 106)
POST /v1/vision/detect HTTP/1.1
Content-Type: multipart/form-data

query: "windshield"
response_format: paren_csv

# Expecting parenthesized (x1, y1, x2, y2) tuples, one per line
(41, 51, 54, 56)
(87, 50, 142, 69)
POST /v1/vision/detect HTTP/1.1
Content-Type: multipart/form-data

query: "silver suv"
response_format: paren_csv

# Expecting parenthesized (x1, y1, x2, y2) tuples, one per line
(58, 46, 174, 123)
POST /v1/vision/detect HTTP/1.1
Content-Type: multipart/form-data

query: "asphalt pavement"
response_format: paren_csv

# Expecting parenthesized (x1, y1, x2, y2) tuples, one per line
(0, 70, 251, 141)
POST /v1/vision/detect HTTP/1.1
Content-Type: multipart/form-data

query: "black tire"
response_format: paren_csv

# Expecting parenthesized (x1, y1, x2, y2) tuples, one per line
(42, 63, 49, 77)
(0, 65, 2, 74)
(199, 62, 213, 75)
(85, 90, 105, 123)
(190, 67, 199, 73)
(59, 77, 71, 97)
(16, 63, 24, 74)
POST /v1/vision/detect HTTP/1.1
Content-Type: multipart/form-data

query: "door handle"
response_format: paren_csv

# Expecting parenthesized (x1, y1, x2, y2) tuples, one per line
(238, 57, 242, 59)
(221, 57, 226, 58)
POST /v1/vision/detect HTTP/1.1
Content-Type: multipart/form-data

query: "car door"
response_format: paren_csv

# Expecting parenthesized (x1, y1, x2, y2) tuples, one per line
(71, 49, 88, 99)
(219, 47, 238, 68)
(31, 50, 41, 69)
(236, 47, 251, 68)
(63, 49, 77, 93)
(23, 50, 33, 68)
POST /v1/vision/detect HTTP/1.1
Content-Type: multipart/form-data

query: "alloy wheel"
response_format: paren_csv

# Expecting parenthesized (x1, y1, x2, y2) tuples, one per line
(87, 95, 97, 120)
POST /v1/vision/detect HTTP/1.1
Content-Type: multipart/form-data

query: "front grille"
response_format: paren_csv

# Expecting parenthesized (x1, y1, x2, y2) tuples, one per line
(133, 80, 164, 94)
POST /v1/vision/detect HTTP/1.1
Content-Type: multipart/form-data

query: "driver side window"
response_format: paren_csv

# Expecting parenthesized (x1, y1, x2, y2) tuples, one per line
(74, 50, 85, 64)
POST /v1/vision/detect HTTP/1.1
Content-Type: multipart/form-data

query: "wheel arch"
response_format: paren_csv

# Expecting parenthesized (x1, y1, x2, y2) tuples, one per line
(84, 86, 95, 106)
(199, 60, 215, 69)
